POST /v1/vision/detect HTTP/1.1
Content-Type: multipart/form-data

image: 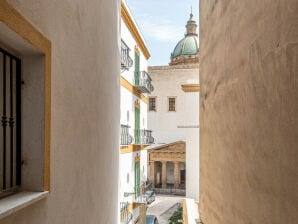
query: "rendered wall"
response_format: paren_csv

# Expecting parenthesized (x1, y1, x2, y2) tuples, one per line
(199, 0, 298, 223)
(2, 0, 120, 223)
(148, 65, 199, 200)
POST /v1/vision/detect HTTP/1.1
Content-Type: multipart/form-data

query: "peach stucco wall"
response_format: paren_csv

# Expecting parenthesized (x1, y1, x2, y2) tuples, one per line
(199, 0, 298, 223)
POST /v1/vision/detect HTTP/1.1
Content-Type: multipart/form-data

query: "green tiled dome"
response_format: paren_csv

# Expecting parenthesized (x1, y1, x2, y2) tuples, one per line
(172, 35, 199, 57)
(170, 13, 199, 59)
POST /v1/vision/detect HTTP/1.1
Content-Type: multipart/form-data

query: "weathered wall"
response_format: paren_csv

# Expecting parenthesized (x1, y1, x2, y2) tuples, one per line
(199, 0, 298, 223)
(2, 0, 120, 223)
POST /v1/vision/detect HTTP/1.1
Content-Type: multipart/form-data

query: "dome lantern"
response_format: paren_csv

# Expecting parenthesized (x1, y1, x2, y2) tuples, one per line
(169, 12, 199, 66)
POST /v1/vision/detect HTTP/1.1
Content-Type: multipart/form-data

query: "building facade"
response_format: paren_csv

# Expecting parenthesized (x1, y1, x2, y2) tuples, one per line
(0, 0, 119, 223)
(148, 14, 200, 200)
(120, 1, 154, 224)
(199, 0, 298, 223)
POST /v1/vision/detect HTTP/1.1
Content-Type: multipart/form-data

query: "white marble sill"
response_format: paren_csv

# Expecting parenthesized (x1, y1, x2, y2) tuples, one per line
(0, 191, 49, 220)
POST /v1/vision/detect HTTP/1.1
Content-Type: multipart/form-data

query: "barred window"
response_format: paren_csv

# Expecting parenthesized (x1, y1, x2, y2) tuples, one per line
(168, 97, 176, 111)
(149, 97, 156, 111)
(0, 48, 22, 197)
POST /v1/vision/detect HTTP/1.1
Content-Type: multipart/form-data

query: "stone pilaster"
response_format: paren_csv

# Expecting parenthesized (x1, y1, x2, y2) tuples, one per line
(174, 161, 180, 189)
(149, 161, 155, 187)
(162, 161, 167, 189)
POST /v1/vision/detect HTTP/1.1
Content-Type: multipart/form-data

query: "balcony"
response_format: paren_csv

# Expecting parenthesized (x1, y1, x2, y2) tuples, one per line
(120, 202, 133, 224)
(134, 129, 154, 145)
(120, 125, 133, 145)
(121, 40, 133, 71)
(124, 183, 147, 204)
(134, 71, 154, 94)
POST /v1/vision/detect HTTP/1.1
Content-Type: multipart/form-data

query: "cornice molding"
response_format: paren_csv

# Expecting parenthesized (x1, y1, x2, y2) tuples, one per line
(121, 2, 150, 60)
(120, 144, 148, 154)
(181, 84, 200, 93)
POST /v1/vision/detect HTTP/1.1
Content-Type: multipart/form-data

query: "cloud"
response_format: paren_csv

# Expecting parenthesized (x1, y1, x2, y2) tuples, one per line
(137, 15, 184, 43)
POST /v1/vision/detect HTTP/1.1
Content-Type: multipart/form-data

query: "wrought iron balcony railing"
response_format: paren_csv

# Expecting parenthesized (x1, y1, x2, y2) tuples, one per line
(134, 71, 154, 94)
(121, 40, 133, 71)
(123, 183, 147, 204)
(141, 129, 154, 145)
(120, 125, 133, 145)
(120, 202, 133, 224)
(134, 129, 154, 145)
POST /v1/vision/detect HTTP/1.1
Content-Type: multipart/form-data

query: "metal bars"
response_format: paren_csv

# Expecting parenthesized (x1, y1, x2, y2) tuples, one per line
(121, 39, 133, 71)
(133, 71, 154, 94)
(0, 48, 21, 197)
(120, 125, 133, 145)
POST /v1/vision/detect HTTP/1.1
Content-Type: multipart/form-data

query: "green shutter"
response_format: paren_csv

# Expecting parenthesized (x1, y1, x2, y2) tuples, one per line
(135, 161, 140, 197)
(135, 52, 140, 85)
(135, 107, 140, 144)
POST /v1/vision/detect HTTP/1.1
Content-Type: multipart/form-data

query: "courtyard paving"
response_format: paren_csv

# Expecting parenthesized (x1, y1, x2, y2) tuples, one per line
(147, 195, 184, 224)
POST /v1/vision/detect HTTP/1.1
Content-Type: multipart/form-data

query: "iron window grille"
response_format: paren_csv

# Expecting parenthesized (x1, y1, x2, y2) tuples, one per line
(168, 97, 176, 111)
(0, 48, 22, 198)
(149, 97, 156, 111)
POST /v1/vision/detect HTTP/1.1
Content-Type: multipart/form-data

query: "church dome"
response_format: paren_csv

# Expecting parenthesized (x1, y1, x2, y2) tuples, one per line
(170, 13, 199, 65)
(172, 35, 199, 57)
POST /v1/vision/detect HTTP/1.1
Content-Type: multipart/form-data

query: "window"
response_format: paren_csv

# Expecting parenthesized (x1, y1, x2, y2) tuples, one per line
(168, 97, 176, 111)
(0, 1, 51, 216)
(149, 97, 156, 111)
(0, 48, 22, 197)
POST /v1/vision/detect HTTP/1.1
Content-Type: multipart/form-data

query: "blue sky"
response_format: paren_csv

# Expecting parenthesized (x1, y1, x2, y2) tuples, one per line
(126, 0, 199, 66)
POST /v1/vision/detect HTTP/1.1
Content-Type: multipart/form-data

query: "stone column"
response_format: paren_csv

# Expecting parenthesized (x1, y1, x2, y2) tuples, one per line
(149, 161, 155, 187)
(161, 161, 167, 189)
(174, 162, 180, 189)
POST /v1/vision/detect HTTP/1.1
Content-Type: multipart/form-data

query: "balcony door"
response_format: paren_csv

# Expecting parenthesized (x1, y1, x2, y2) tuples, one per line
(134, 51, 140, 85)
(135, 160, 140, 198)
(134, 106, 140, 144)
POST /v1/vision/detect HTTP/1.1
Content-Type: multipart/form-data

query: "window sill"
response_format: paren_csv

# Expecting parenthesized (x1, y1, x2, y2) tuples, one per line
(0, 191, 49, 220)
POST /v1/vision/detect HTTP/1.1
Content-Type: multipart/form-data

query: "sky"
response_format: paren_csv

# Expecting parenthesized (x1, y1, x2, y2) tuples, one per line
(125, 0, 199, 66)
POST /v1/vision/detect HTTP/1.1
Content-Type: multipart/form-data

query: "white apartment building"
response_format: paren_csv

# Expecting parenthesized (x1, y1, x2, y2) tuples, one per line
(119, 1, 154, 223)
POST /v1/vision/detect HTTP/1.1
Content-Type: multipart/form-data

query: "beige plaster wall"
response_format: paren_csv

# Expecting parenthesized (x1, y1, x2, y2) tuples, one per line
(199, 0, 298, 223)
(2, 0, 120, 223)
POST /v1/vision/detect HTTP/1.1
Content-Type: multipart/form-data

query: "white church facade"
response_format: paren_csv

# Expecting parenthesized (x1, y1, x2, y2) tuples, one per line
(147, 13, 200, 200)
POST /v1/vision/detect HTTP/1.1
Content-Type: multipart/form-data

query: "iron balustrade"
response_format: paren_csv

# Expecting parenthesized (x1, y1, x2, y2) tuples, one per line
(120, 202, 133, 224)
(121, 40, 133, 71)
(134, 71, 154, 94)
(135, 129, 154, 145)
(124, 183, 147, 204)
(120, 125, 133, 145)
(133, 183, 147, 204)
(0, 48, 21, 198)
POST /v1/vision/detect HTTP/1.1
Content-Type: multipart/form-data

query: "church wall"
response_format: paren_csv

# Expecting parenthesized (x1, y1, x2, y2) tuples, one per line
(148, 64, 200, 199)
(200, 0, 298, 223)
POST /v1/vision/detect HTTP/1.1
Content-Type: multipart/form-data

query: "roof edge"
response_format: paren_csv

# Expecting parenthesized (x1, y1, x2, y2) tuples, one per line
(121, 2, 151, 59)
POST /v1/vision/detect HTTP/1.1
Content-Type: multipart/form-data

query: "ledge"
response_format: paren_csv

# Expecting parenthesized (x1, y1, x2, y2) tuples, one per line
(0, 191, 49, 220)
(120, 144, 149, 154)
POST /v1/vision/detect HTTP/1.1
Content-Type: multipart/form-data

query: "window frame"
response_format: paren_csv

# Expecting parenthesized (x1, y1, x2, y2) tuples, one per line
(148, 96, 157, 112)
(168, 96, 177, 112)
